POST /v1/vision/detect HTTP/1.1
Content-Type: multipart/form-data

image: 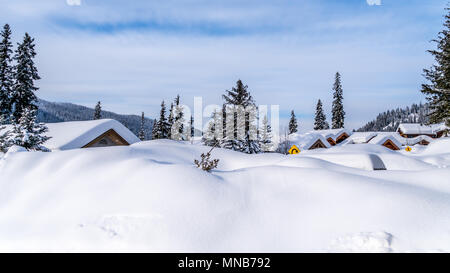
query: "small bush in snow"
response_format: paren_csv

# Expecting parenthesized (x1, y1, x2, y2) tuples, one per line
(194, 148, 219, 172)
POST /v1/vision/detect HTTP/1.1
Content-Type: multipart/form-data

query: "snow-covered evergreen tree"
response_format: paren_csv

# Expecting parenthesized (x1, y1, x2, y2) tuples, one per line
(288, 110, 298, 134)
(11, 33, 40, 122)
(0, 24, 14, 121)
(202, 110, 221, 147)
(167, 102, 174, 139)
(171, 95, 185, 141)
(190, 116, 194, 139)
(93, 101, 102, 120)
(331, 72, 345, 129)
(138, 112, 145, 141)
(0, 114, 11, 153)
(314, 99, 327, 130)
(260, 115, 273, 152)
(151, 118, 158, 140)
(421, 6, 450, 126)
(8, 107, 50, 151)
(154, 100, 170, 139)
(222, 80, 260, 154)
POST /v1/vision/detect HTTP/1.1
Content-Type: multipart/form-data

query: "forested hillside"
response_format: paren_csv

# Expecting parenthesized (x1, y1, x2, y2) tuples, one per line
(36, 99, 154, 140)
(358, 103, 430, 132)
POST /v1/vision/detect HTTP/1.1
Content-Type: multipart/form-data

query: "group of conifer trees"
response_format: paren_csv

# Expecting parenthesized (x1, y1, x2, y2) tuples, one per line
(151, 94, 191, 141)
(287, 72, 346, 135)
(0, 24, 49, 152)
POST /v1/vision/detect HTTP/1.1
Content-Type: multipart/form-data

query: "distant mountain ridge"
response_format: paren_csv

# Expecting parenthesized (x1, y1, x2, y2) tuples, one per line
(36, 99, 154, 140)
(358, 103, 430, 132)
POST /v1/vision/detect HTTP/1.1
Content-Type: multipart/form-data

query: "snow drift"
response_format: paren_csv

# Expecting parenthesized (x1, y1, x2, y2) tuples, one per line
(0, 139, 449, 252)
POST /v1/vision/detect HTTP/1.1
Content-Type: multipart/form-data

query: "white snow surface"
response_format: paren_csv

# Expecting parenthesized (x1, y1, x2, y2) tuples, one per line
(43, 119, 140, 150)
(398, 123, 448, 135)
(0, 138, 450, 252)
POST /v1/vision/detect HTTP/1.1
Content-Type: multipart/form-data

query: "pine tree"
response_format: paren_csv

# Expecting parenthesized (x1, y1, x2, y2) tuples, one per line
(8, 107, 50, 151)
(11, 33, 40, 122)
(222, 79, 260, 154)
(0, 114, 11, 153)
(202, 110, 221, 147)
(314, 99, 327, 130)
(138, 112, 146, 141)
(421, 7, 450, 126)
(154, 100, 170, 139)
(190, 116, 194, 139)
(331, 72, 345, 129)
(0, 24, 14, 121)
(260, 115, 273, 152)
(151, 119, 158, 140)
(93, 101, 102, 120)
(167, 102, 174, 139)
(289, 110, 298, 134)
(171, 95, 185, 141)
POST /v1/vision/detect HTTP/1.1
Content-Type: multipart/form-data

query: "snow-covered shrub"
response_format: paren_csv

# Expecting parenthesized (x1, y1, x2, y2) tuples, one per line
(194, 148, 219, 172)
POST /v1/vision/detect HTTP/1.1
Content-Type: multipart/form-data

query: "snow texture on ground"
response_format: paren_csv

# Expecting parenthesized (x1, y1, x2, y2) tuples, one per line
(0, 138, 449, 252)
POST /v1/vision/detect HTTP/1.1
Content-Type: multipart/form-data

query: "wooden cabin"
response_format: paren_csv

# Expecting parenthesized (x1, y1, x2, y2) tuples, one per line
(381, 139, 400, 151)
(397, 123, 448, 139)
(43, 119, 140, 151)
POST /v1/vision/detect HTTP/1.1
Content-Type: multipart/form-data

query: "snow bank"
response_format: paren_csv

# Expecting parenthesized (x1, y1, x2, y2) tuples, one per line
(0, 140, 449, 252)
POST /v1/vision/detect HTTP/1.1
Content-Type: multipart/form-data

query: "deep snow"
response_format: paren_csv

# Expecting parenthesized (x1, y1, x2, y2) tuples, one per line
(0, 138, 449, 252)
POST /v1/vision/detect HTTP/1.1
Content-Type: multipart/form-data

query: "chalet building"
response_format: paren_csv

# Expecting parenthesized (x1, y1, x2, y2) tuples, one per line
(314, 129, 351, 146)
(43, 119, 140, 151)
(288, 133, 332, 151)
(368, 134, 402, 151)
(397, 123, 448, 139)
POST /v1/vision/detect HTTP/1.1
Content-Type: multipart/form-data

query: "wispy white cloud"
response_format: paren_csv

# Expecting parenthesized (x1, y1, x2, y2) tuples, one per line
(367, 0, 381, 6)
(0, 0, 445, 130)
(66, 0, 81, 6)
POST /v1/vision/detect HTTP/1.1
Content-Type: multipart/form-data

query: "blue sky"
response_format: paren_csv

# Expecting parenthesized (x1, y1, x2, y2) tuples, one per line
(0, 0, 447, 130)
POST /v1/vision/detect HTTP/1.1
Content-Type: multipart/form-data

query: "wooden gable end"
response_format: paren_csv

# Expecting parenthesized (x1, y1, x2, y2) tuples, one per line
(382, 139, 400, 151)
(327, 137, 336, 146)
(309, 139, 327, 150)
(335, 133, 349, 144)
(82, 129, 130, 148)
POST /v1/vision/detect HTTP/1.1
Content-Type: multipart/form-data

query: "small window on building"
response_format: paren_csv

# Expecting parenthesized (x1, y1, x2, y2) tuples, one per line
(98, 139, 108, 145)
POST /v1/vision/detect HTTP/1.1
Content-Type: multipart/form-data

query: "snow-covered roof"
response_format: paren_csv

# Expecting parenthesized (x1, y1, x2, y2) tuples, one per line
(397, 123, 448, 135)
(313, 128, 352, 141)
(43, 119, 140, 150)
(341, 132, 377, 145)
(289, 132, 331, 150)
(368, 132, 403, 149)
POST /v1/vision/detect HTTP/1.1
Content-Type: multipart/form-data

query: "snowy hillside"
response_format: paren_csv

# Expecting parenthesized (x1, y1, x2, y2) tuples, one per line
(0, 139, 450, 252)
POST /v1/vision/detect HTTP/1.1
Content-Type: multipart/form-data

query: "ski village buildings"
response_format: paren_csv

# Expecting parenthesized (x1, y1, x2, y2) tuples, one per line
(2, 119, 447, 152)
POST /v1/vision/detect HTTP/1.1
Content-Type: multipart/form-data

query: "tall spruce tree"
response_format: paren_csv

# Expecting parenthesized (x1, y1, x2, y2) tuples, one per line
(314, 99, 327, 130)
(222, 79, 260, 154)
(11, 33, 40, 121)
(421, 7, 450, 126)
(260, 115, 273, 152)
(138, 112, 145, 141)
(190, 116, 194, 139)
(93, 101, 102, 120)
(171, 95, 185, 140)
(0, 24, 14, 121)
(151, 118, 158, 140)
(202, 110, 221, 147)
(0, 114, 10, 153)
(167, 102, 174, 138)
(331, 72, 345, 129)
(154, 100, 170, 139)
(288, 110, 298, 134)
